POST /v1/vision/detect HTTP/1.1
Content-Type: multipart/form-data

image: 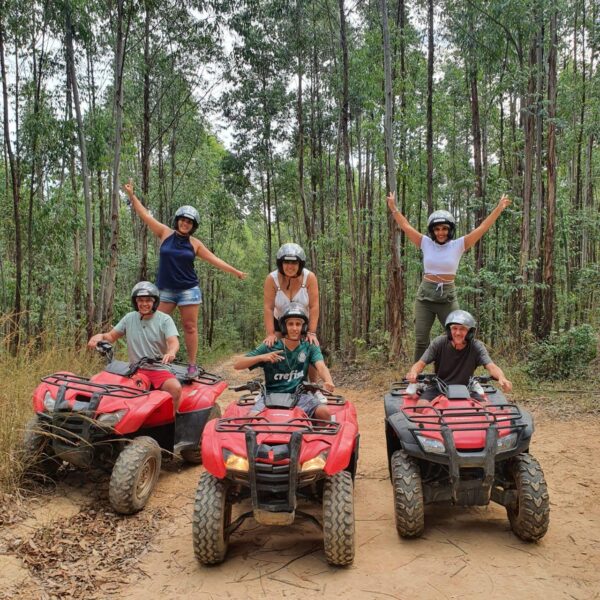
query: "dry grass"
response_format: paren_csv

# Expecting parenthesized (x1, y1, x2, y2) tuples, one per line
(0, 341, 102, 495)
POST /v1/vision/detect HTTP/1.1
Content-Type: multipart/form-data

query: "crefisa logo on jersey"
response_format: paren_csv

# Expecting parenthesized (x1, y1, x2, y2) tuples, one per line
(274, 370, 304, 381)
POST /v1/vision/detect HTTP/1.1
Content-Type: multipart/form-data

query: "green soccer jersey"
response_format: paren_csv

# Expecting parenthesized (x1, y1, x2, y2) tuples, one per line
(246, 340, 323, 394)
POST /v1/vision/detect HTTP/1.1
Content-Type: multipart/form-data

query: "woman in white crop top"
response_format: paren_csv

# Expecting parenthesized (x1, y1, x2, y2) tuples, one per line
(263, 243, 320, 347)
(387, 191, 511, 360)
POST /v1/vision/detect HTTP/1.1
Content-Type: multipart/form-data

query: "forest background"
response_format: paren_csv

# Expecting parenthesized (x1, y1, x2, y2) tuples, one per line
(0, 0, 598, 369)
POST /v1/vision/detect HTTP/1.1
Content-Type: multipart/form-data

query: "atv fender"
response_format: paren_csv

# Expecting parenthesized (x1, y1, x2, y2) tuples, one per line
(386, 410, 421, 459)
(115, 390, 174, 435)
(324, 422, 359, 476)
(174, 406, 213, 451)
(200, 419, 227, 479)
(31, 377, 77, 413)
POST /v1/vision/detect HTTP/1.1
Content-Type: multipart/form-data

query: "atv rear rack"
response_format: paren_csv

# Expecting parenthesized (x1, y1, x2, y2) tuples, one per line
(216, 416, 340, 436)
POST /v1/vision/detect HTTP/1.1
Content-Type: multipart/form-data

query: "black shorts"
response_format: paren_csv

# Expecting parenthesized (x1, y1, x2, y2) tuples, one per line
(274, 317, 281, 333)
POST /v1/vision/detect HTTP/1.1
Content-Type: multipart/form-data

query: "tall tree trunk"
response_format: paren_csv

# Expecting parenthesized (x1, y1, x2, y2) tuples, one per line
(541, 6, 557, 338)
(426, 0, 434, 213)
(139, 1, 151, 281)
(380, 0, 404, 359)
(65, 3, 95, 337)
(102, 0, 128, 326)
(0, 16, 22, 352)
(531, 19, 545, 337)
(338, 0, 358, 348)
(518, 35, 537, 331)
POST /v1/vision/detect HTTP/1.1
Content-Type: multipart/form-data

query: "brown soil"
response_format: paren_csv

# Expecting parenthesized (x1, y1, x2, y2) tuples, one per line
(1, 360, 599, 600)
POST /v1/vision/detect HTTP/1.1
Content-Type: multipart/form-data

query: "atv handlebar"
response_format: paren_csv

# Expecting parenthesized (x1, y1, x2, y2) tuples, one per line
(230, 379, 265, 393)
(95, 341, 114, 362)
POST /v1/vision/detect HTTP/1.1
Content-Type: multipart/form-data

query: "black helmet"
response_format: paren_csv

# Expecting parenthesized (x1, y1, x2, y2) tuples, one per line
(279, 302, 309, 336)
(445, 310, 477, 341)
(172, 205, 200, 234)
(276, 243, 306, 276)
(131, 281, 160, 312)
(427, 210, 456, 242)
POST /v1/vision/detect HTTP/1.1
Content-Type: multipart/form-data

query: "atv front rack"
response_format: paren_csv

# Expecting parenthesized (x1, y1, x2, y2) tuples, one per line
(42, 372, 150, 413)
(216, 416, 340, 436)
(217, 416, 341, 516)
(401, 403, 524, 434)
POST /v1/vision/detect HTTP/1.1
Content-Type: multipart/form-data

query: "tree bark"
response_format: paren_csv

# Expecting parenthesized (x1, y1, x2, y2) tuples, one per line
(0, 16, 23, 352)
(65, 2, 95, 337)
(102, 0, 129, 326)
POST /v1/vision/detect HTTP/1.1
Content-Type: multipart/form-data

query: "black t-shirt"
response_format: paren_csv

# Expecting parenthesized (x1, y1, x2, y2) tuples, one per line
(420, 335, 492, 385)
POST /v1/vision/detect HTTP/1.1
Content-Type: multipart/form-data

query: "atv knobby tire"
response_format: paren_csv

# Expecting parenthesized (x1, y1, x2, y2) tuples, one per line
(180, 405, 222, 465)
(391, 449, 424, 538)
(506, 453, 550, 542)
(323, 471, 355, 566)
(109, 436, 161, 515)
(21, 416, 61, 480)
(192, 472, 231, 565)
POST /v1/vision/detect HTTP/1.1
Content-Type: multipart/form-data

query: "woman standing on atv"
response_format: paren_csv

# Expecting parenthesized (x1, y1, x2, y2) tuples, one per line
(263, 243, 320, 347)
(123, 181, 247, 378)
(386, 191, 511, 361)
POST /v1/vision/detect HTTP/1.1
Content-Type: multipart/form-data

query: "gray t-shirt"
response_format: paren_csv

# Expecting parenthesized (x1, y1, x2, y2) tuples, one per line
(114, 311, 179, 365)
(420, 335, 492, 385)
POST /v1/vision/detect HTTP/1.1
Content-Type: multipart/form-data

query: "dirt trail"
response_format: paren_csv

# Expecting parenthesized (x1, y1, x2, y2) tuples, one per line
(2, 361, 599, 599)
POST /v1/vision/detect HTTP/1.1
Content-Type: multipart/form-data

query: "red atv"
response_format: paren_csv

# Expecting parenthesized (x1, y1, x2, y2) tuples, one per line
(384, 375, 550, 541)
(23, 342, 227, 514)
(192, 380, 359, 566)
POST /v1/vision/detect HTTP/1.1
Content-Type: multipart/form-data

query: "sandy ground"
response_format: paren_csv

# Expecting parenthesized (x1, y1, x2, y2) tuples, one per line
(2, 361, 599, 600)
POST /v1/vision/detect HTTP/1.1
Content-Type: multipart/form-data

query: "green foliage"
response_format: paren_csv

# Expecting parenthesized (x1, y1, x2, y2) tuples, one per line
(526, 324, 598, 381)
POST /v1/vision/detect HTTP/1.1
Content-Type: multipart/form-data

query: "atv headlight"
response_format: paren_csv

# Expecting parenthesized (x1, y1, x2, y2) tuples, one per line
(97, 409, 127, 427)
(301, 452, 328, 473)
(416, 434, 446, 454)
(223, 450, 249, 472)
(497, 432, 518, 452)
(43, 391, 56, 412)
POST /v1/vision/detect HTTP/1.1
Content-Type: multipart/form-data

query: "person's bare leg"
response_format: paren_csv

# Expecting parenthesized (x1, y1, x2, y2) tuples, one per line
(313, 405, 331, 420)
(179, 303, 200, 364)
(158, 301, 176, 315)
(161, 378, 182, 413)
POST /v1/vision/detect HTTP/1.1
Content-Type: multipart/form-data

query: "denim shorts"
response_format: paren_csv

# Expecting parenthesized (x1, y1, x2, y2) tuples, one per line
(159, 286, 202, 306)
(253, 392, 323, 417)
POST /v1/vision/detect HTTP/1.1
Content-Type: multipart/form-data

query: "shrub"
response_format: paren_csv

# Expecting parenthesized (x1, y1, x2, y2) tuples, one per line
(526, 324, 598, 380)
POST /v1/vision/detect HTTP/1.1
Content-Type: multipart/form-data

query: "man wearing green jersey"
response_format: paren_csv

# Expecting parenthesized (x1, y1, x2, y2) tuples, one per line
(233, 303, 334, 420)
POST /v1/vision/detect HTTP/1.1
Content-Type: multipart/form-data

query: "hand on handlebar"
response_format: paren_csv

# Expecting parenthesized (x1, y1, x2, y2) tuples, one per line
(406, 371, 418, 384)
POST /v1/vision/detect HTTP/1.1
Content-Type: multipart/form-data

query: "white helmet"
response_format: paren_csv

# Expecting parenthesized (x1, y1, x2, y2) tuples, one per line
(276, 243, 306, 276)
(173, 205, 200, 234)
(427, 210, 456, 241)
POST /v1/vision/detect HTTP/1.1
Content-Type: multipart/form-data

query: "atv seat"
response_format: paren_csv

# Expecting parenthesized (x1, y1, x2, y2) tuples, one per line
(105, 360, 131, 377)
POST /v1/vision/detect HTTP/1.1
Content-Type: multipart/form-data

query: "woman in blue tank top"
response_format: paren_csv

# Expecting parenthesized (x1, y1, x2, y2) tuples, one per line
(124, 181, 247, 378)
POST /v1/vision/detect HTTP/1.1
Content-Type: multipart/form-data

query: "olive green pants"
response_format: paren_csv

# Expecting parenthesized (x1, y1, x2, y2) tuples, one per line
(413, 281, 459, 361)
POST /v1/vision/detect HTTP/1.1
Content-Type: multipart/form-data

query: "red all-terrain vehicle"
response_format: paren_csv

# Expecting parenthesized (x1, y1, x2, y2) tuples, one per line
(192, 380, 359, 566)
(23, 342, 227, 514)
(384, 375, 550, 541)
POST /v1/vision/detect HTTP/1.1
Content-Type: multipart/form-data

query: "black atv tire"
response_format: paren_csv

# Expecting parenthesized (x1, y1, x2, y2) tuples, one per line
(192, 472, 231, 565)
(21, 416, 61, 480)
(391, 449, 424, 538)
(505, 453, 550, 542)
(109, 436, 161, 515)
(180, 404, 222, 465)
(323, 471, 355, 566)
